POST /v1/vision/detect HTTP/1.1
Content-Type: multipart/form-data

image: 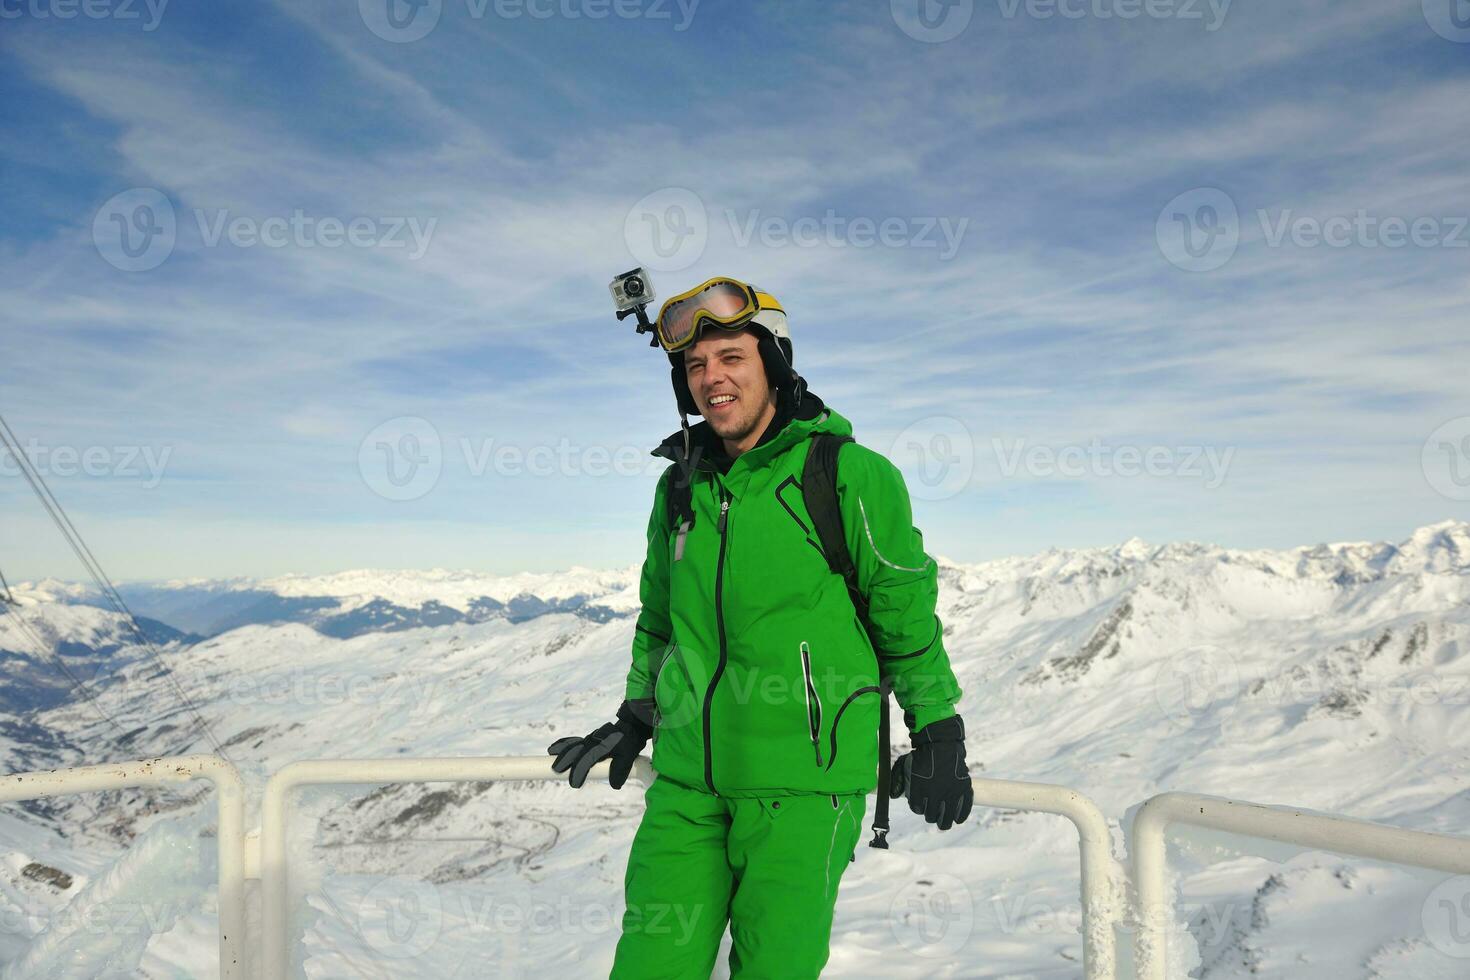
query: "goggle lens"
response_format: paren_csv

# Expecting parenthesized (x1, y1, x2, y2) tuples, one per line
(657, 281, 756, 351)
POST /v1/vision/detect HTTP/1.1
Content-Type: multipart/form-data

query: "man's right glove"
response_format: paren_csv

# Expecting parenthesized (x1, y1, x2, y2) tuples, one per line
(546, 698, 655, 790)
(888, 713, 974, 831)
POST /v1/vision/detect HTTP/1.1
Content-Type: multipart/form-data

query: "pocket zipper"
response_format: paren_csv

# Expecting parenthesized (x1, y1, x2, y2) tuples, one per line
(653, 645, 677, 700)
(800, 641, 824, 766)
(652, 647, 677, 730)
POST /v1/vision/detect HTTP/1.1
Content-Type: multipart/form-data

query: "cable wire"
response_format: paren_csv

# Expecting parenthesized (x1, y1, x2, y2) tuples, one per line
(0, 413, 229, 760)
(0, 602, 194, 809)
(0, 601, 127, 738)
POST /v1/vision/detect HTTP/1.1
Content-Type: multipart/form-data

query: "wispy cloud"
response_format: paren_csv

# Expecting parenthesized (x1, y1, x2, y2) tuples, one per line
(1, 0, 1465, 580)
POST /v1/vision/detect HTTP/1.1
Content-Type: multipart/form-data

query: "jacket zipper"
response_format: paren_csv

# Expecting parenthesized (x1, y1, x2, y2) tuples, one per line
(702, 486, 732, 794)
(800, 641, 824, 766)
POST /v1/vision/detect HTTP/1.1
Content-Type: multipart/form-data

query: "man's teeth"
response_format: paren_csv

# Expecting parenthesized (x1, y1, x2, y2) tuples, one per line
(710, 395, 736, 405)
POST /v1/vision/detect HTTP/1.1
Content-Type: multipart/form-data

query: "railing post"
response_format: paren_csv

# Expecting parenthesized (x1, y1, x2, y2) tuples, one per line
(968, 776, 1123, 980)
(258, 754, 654, 980)
(0, 755, 246, 979)
(1131, 792, 1470, 980)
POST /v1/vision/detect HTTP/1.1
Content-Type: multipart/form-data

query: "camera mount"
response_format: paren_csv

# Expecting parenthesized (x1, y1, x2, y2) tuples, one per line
(609, 268, 660, 347)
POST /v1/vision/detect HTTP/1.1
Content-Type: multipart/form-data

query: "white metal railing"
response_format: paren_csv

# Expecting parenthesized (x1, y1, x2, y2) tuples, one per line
(258, 761, 1123, 979)
(5, 757, 1470, 979)
(0, 755, 246, 979)
(967, 776, 1122, 980)
(1130, 791, 1470, 980)
(259, 755, 656, 980)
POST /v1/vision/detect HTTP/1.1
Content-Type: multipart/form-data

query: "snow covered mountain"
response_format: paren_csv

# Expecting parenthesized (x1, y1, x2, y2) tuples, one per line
(1, 520, 1468, 977)
(34, 566, 643, 639)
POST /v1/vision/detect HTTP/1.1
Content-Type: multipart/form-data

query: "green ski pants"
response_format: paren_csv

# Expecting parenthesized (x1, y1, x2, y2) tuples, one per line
(610, 774, 867, 979)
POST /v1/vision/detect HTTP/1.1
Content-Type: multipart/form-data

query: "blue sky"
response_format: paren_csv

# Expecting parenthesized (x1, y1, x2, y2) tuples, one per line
(1, 0, 1467, 580)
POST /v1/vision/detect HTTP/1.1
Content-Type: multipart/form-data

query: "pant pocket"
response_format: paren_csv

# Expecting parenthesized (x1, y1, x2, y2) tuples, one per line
(756, 795, 791, 822)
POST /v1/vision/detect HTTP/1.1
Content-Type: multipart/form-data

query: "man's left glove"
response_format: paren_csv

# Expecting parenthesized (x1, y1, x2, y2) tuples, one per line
(888, 713, 974, 831)
(546, 697, 655, 790)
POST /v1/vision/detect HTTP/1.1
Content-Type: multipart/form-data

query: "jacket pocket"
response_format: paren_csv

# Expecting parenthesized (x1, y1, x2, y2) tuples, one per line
(823, 683, 882, 772)
(652, 645, 684, 730)
(800, 641, 824, 766)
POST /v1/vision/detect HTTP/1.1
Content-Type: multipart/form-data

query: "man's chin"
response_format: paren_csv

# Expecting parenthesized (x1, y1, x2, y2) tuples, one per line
(704, 412, 748, 441)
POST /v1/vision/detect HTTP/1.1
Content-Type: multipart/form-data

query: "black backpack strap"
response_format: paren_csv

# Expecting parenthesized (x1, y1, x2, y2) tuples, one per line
(801, 433, 892, 847)
(801, 433, 868, 622)
(665, 465, 696, 562)
(664, 417, 699, 537)
(870, 675, 892, 849)
(666, 466, 695, 530)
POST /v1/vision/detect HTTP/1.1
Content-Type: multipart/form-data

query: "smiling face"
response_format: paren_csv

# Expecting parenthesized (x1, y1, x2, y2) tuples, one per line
(683, 327, 778, 458)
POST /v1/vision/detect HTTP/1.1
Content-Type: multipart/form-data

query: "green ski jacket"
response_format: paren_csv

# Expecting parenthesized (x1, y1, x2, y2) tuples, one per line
(624, 394, 963, 798)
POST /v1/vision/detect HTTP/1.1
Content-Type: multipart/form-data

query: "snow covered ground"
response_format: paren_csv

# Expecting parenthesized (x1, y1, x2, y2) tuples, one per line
(1, 520, 1468, 977)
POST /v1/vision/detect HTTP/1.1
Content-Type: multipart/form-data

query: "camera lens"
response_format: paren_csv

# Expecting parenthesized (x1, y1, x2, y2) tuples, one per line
(624, 276, 645, 298)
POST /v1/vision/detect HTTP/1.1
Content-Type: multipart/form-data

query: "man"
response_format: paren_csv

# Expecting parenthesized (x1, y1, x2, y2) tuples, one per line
(548, 277, 973, 978)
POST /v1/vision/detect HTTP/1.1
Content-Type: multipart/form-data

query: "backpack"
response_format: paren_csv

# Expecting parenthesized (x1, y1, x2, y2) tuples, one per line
(665, 432, 895, 848)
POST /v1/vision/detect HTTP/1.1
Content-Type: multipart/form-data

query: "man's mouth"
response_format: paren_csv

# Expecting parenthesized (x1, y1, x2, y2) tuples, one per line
(707, 393, 737, 414)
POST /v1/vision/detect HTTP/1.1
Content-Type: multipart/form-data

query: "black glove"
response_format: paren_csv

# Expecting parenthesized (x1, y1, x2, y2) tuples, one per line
(888, 713, 974, 831)
(547, 698, 655, 790)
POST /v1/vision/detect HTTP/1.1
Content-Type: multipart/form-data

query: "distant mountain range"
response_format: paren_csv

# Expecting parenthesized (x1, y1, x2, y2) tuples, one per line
(17, 565, 643, 640)
(1, 520, 1468, 977)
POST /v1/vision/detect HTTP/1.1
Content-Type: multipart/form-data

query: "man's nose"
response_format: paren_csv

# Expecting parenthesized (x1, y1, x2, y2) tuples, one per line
(702, 362, 730, 390)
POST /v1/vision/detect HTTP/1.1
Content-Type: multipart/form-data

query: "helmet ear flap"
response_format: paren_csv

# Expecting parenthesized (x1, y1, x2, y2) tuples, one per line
(756, 332, 799, 394)
(669, 353, 700, 416)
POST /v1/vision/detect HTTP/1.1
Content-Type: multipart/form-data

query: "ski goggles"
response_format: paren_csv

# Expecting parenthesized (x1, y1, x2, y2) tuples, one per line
(654, 278, 767, 353)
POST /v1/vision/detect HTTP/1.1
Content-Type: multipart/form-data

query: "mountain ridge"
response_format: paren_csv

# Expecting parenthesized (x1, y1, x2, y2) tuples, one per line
(1, 519, 1468, 976)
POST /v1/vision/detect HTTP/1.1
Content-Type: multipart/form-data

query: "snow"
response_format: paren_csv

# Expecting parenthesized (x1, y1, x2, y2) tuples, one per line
(0, 810, 214, 979)
(1, 520, 1469, 977)
(254, 566, 640, 615)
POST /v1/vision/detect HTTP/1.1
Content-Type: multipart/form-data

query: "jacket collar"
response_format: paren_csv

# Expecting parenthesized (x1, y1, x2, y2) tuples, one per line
(651, 390, 849, 475)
